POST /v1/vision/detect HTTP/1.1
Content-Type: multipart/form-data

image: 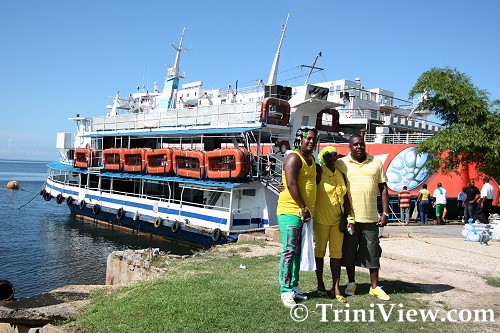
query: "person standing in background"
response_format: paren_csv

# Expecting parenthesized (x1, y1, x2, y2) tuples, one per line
(464, 179, 480, 223)
(276, 126, 318, 308)
(398, 186, 411, 225)
(457, 187, 466, 223)
(417, 184, 430, 225)
(480, 176, 494, 222)
(432, 183, 447, 225)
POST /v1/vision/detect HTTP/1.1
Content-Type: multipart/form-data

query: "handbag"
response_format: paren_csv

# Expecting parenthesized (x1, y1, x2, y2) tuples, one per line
(338, 170, 349, 233)
(339, 212, 348, 233)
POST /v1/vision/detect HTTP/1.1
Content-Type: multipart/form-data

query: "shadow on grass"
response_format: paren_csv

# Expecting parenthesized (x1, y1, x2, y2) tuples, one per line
(360, 279, 454, 295)
(302, 280, 454, 301)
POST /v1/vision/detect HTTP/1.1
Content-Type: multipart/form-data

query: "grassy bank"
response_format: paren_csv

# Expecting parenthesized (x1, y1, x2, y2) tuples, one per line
(67, 243, 490, 332)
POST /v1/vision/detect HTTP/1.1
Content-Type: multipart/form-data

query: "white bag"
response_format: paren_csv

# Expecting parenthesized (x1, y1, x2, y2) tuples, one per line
(300, 218, 316, 271)
(411, 208, 418, 221)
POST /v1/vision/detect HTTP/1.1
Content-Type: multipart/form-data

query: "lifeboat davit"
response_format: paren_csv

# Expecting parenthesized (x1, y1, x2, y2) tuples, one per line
(146, 148, 173, 174)
(74, 148, 99, 168)
(260, 97, 290, 126)
(123, 148, 149, 173)
(206, 148, 250, 179)
(173, 150, 206, 179)
(103, 148, 124, 171)
(6, 180, 19, 190)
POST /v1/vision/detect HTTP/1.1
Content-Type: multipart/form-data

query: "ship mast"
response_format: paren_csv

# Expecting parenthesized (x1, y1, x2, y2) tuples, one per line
(267, 14, 289, 85)
(161, 28, 187, 109)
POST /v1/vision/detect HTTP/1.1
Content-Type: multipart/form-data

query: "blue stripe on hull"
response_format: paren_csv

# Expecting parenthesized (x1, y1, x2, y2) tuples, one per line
(68, 204, 227, 247)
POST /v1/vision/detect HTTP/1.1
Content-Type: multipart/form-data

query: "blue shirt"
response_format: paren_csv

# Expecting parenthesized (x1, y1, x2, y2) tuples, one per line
(457, 191, 466, 201)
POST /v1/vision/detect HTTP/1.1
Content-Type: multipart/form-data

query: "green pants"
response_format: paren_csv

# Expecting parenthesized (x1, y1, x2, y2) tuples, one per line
(278, 214, 302, 293)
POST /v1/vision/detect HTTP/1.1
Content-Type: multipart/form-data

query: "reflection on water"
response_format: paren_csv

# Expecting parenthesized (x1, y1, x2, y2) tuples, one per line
(0, 160, 195, 299)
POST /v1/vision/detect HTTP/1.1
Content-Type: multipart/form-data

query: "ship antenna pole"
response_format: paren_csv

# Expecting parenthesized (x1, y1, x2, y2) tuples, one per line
(267, 13, 289, 85)
(304, 51, 322, 85)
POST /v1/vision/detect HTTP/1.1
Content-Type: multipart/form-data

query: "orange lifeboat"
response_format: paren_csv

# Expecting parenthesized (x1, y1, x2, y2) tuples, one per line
(173, 150, 206, 179)
(103, 148, 124, 171)
(260, 97, 290, 126)
(146, 148, 174, 174)
(123, 148, 149, 173)
(74, 148, 99, 168)
(206, 148, 250, 179)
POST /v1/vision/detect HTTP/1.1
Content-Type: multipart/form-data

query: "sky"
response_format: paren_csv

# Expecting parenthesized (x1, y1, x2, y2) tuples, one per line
(1, 0, 499, 161)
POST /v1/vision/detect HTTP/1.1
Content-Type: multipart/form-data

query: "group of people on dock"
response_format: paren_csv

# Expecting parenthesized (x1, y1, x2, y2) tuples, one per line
(400, 177, 497, 226)
(276, 127, 390, 308)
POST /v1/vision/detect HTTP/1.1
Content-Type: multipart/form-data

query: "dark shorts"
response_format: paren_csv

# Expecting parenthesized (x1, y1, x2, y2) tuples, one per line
(341, 222, 382, 269)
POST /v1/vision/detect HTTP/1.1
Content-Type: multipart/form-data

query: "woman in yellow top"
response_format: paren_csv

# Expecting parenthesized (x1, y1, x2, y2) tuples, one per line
(314, 146, 352, 303)
(417, 183, 430, 225)
(277, 126, 318, 308)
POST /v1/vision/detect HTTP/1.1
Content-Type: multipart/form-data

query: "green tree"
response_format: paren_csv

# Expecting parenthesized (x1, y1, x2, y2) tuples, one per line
(409, 67, 500, 178)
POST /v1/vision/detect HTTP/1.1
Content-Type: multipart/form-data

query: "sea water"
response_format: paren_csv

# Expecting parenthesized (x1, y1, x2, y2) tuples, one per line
(0, 159, 193, 299)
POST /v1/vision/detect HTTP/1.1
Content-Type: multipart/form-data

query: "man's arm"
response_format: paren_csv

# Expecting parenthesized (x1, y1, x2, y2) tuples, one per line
(378, 182, 390, 226)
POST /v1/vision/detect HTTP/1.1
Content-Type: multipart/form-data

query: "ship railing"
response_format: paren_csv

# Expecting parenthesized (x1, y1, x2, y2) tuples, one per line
(83, 186, 230, 213)
(92, 101, 262, 132)
(364, 133, 435, 144)
(257, 152, 284, 195)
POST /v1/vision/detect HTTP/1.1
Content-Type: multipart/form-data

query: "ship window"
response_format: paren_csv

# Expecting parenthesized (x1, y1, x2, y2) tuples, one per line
(301, 116, 309, 126)
(243, 189, 256, 196)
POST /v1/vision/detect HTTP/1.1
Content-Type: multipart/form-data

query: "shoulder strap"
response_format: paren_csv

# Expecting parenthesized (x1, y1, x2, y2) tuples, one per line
(339, 170, 348, 214)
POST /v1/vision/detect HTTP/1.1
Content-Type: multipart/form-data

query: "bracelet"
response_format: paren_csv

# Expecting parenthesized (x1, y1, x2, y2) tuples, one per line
(347, 216, 355, 224)
(382, 212, 389, 217)
(299, 206, 310, 215)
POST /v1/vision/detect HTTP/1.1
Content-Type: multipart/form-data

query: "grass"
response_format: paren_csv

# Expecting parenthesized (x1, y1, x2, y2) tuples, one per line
(483, 275, 500, 288)
(66, 248, 491, 333)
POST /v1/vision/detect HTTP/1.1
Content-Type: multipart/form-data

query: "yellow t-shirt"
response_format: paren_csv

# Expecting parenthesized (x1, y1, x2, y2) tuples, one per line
(314, 166, 347, 225)
(420, 189, 430, 200)
(337, 152, 387, 223)
(277, 151, 317, 217)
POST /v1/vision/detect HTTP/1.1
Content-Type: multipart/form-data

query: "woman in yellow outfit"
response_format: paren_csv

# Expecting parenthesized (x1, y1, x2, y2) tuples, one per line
(277, 126, 319, 308)
(314, 146, 352, 302)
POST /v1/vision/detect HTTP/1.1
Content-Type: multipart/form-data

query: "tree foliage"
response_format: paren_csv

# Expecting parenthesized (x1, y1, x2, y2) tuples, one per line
(409, 67, 500, 178)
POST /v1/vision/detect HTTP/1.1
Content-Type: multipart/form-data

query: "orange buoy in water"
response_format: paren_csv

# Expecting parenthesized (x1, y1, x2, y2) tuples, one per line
(6, 180, 20, 190)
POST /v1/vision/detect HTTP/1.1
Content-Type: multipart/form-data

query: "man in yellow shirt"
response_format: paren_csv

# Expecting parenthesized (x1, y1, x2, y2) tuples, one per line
(337, 134, 391, 301)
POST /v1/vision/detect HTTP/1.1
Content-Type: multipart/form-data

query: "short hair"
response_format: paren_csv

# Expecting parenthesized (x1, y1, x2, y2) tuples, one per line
(403, 186, 408, 190)
(422, 184, 427, 189)
(348, 134, 364, 145)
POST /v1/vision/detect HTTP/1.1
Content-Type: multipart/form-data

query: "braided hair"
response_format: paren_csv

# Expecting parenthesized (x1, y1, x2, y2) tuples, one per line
(293, 126, 319, 149)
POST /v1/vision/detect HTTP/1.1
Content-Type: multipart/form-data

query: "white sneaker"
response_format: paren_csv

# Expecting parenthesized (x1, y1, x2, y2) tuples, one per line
(281, 292, 296, 308)
(293, 286, 308, 300)
(344, 282, 357, 296)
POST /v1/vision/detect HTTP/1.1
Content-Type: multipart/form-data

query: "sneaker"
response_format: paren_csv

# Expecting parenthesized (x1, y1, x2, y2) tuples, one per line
(344, 282, 357, 296)
(280, 292, 296, 308)
(293, 286, 308, 300)
(369, 286, 391, 301)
